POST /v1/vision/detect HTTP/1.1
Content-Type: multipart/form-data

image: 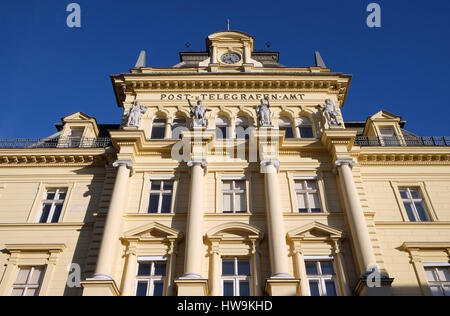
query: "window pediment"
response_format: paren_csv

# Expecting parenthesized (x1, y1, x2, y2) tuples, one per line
(287, 222, 343, 242)
(206, 222, 263, 242)
(122, 222, 182, 243)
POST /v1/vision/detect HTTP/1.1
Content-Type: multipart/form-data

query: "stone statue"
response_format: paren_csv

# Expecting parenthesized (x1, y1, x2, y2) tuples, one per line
(320, 99, 341, 126)
(188, 98, 211, 128)
(126, 101, 147, 127)
(256, 97, 272, 127)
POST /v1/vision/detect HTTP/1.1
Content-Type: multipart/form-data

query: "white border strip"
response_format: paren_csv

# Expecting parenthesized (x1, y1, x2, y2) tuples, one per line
(138, 256, 168, 262)
(423, 263, 450, 267)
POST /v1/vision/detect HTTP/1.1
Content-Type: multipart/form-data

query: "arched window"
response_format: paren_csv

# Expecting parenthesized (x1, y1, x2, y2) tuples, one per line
(171, 117, 187, 139)
(299, 117, 315, 139)
(278, 116, 294, 139)
(151, 117, 167, 139)
(216, 116, 229, 139)
(235, 116, 250, 140)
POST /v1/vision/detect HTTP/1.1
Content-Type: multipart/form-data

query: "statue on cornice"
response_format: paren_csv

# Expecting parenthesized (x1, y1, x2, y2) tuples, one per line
(188, 98, 211, 128)
(126, 101, 147, 128)
(256, 96, 272, 127)
(320, 99, 341, 127)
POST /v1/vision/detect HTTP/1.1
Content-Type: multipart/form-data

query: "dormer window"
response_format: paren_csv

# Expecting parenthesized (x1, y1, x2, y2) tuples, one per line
(151, 117, 167, 139)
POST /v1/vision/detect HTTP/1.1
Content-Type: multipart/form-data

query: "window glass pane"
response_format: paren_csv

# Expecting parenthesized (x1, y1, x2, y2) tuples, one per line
(216, 126, 228, 139)
(235, 193, 246, 213)
(15, 268, 31, 284)
(51, 204, 63, 223)
(163, 182, 173, 191)
(46, 192, 56, 200)
(24, 288, 38, 297)
(39, 205, 52, 223)
(239, 281, 250, 296)
(148, 195, 160, 214)
(309, 281, 320, 296)
(280, 127, 294, 139)
(306, 181, 317, 190)
(222, 261, 235, 275)
(399, 190, 408, 199)
(306, 262, 318, 275)
(58, 192, 67, 200)
(294, 181, 304, 191)
(430, 286, 444, 296)
(436, 268, 450, 282)
(414, 202, 429, 222)
(223, 281, 234, 296)
(426, 269, 438, 282)
(297, 194, 307, 213)
(136, 281, 148, 296)
(151, 182, 162, 191)
(151, 126, 166, 139)
(309, 193, 321, 213)
(223, 194, 232, 213)
(444, 285, 450, 296)
(29, 267, 44, 284)
(11, 288, 24, 296)
(380, 128, 395, 137)
(404, 202, 416, 222)
(154, 263, 167, 276)
(300, 126, 314, 139)
(320, 262, 335, 275)
(234, 181, 246, 190)
(324, 280, 337, 296)
(409, 189, 421, 199)
(137, 264, 152, 276)
(235, 126, 248, 140)
(153, 281, 164, 296)
(237, 261, 251, 276)
(222, 181, 232, 191)
(161, 195, 172, 214)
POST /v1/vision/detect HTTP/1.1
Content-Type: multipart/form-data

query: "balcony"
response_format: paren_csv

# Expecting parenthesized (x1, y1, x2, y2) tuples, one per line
(0, 137, 112, 149)
(354, 136, 450, 147)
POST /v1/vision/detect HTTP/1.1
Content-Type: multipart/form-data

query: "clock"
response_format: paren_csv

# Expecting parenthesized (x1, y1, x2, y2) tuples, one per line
(221, 52, 241, 64)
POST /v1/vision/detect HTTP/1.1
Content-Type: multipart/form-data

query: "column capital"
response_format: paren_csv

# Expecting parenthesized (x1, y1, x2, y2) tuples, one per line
(187, 160, 208, 169)
(112, 160, 133, 170)
(335, 158, 356, 168)
(260, 159, 280, 174)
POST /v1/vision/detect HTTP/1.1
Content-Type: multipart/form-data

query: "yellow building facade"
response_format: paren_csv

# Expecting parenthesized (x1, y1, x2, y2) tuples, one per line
(0, 31, 449, 296)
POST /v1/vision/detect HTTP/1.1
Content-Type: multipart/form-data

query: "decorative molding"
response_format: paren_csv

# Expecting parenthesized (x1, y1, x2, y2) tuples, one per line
(0, 153, 106, 167)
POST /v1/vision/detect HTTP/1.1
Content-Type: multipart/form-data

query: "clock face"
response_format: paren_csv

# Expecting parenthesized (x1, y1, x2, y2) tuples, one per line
(221, 52, 241, 64)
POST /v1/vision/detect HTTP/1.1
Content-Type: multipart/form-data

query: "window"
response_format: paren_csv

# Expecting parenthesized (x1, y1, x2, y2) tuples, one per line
(216, 116, 229, 139)
(278, 117, 294, 139)
(135, 260, 167, 296)
(299, 117, 314, 139)
(38, 189, 66, 223)
(68, 127, 84, 148)
(295, 180, 321, 213)
(222, 258, 251, 296)
(151, 117, 167, 139)
(425, 266, 450, 296)
(11, 267, 45, 296)
(172, 117, 187, 139)
(222, 180, 246, 213)
(148, 180, 173, 214)
(306, 260, 338, 296)
(380, 127, 399, 146)
(235, 116, 250, 140)
(399, 188, 430, 222)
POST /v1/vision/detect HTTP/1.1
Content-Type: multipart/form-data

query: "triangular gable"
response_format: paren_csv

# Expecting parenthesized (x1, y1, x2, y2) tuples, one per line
(287, 222, 343, 241)
(62, 112, 95, 122)
(123, 222, 182, 242)
(369, 110, 402, 121)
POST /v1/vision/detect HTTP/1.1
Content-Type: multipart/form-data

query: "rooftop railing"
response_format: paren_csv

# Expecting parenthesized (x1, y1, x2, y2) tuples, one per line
(355, 136, 450, 147)
(0, 137, 111, 149)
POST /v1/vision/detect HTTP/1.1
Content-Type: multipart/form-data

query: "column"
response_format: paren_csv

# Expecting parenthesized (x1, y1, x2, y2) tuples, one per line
(93, 160, 133, 280)
(335, 159, 376, 273)
(293, 248, 309, 296)
(120, 246, 138, 296)
(165, 118, 172, 139)
(182, 160, 207, 279)
(332, 240, 351, 296)
(166, 241, 177, 296)
(208, 242, 221, 296)
(262, 160, 291, 278)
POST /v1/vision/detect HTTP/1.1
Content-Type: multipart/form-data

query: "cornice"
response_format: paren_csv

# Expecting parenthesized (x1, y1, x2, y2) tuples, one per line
(354, 152, 450, 165)
(0, 152, 108, 167)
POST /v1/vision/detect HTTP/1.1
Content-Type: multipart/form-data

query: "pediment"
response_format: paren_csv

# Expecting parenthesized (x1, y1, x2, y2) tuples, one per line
(206, 222, 263, 241)
(123, 222, 182, 241)
(370, 110, 401, 121)
(62, 112, 95, 122)
(287, 222, 343, 241)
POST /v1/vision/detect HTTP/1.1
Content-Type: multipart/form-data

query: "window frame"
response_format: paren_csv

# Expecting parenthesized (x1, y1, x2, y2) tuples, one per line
(216, 116, 230, 140)
(222, 179, 247, 214)
(36, 188, 67, 224)
(135, 259, 167, 297)
(278, 116, 295, 139)
(147, 180, 174, 214)
(171, 117, 188, 139)
(424, 264, 450, 296)
(150, 117, 167, 140)
(298, 116, 315, 139)
(221, 257, 251, 297)
(399, 187, 430, 222)
(10, 266, 45, 296)
(304, 259, 338, 297)
(294, 179, 322, 213)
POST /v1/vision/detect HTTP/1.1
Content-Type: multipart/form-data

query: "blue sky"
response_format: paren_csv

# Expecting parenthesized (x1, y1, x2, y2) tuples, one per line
(1, 0, 449, 138)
